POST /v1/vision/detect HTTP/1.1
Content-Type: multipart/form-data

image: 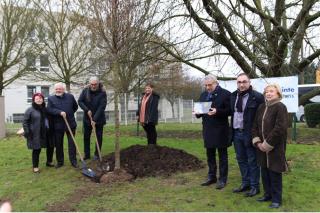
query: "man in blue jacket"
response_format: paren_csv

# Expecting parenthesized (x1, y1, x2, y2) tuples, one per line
(230, 73, 264, 197)
(47, 83, 78, 168)
(78, 77, 107, 160)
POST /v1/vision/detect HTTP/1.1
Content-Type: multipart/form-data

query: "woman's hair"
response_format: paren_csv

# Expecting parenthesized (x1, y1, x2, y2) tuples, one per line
(145, 83, 154, 88)
(32, 92, 45, 102)
(263, 83, 283, 99)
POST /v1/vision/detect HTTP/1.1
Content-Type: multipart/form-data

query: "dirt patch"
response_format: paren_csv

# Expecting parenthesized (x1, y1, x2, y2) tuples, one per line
(46, 181, 99, 212)
(46, 145, 203, 211)
(92, 144, 204, 179)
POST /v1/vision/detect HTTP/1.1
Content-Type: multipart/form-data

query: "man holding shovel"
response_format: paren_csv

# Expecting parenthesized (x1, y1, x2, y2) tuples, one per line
(78, 77, 107, 161)
(47, 83, 79, 168)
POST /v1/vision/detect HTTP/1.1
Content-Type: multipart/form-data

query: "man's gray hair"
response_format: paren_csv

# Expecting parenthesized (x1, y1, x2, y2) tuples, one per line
(54, 82, 66, 90)
(89, 76, 99, 83)
(204, 74, 218, 83)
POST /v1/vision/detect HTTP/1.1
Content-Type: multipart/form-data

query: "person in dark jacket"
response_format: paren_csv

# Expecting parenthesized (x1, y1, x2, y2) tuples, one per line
(230, 73, 264, 197)
(22, 93, 54, 173)
(252, 84, 288, 209)
(196, 74, 231, 190)
(78, 77, 107, 160)
(47, 83, 78, 168)
(136, 83, 160, 145)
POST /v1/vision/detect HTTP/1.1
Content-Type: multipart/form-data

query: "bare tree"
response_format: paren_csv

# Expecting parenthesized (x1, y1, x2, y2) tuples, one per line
(33, 0, 98, 92)
(83, 0, 166, 170)
(0, 0, 39, 96)
(179, 0, 320, 78)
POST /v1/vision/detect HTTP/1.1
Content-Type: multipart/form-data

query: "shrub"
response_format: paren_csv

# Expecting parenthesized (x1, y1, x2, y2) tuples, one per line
(304, 103, 320, 128)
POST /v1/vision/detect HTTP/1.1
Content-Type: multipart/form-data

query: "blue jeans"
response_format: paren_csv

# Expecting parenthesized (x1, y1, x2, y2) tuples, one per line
(233, 130, 260, 189)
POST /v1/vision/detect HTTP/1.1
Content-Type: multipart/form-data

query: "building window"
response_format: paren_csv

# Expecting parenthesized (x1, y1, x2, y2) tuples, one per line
(26, 52, 36, 71)
(27, 85, 50, 103)
(41, 86, 49, 101)
(27, 86, 36, 103)
(40, 54, 49, 72)
(12, 113, 24, 123)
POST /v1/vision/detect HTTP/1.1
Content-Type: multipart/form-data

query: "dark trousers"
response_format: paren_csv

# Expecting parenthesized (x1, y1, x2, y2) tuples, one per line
(143, 124, 157, 145)
(83, 124, 104, 158)
(206, 147, 228, 183)
(55, 129, 77, 165)
(261, 167, 282, 204)
(46, 146, 54, 163)
(32, 149, 41, 168)
(233, 129, 260, 189)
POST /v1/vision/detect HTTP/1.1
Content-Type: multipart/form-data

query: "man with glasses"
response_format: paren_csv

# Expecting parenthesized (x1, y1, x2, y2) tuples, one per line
(230, 73, 264, 197)
(196, 74, 231, 190)
(78, 76, 107, 160)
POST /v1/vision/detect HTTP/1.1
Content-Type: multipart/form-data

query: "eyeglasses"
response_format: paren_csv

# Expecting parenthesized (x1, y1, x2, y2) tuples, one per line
(205, 84, 213, 86)
(237, 81, 249, 84)
(90, 83, 98, 86)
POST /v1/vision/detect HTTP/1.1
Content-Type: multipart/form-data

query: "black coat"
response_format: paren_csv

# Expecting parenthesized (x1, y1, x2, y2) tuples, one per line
(47, 93, 78, 131)
(23, 106, 48, 150)
(78, 83, 107, 126)
(230, 89, 264, 145)
(197, 86, 231, 148)
(136, 92, 160, 125)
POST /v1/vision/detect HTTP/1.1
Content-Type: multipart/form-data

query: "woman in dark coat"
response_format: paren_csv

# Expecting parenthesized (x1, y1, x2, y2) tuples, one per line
(136, 83, 160, 145)
(252, 84, 288, 209)
(23, 93, 54, 173)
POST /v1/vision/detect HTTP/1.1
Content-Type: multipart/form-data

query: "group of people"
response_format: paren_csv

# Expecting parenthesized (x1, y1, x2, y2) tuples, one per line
(21, 73, 288, 209)
(197, 73, 288, 209)
(22, 77, 107, 171)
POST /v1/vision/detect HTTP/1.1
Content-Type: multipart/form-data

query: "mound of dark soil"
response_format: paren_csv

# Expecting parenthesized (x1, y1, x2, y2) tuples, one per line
(90, 145, 204, 180)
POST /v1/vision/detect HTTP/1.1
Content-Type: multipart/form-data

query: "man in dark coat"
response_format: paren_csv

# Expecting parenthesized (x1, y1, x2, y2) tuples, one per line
(196, 74, 231, 190)
(47, 82, 78, 168)
(230, 73, 264, 197)
(78, 76, 107, 160)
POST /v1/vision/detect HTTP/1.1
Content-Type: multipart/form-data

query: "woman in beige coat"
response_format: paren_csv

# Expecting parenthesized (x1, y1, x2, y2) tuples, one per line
(252, 84, 288, 209)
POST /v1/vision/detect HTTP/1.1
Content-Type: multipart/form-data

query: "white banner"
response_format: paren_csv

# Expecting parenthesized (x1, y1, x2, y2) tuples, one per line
(219, 76, 299, 113)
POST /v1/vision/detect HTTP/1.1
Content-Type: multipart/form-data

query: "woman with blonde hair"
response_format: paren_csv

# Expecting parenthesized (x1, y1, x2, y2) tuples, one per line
(252, 84, 288, 208)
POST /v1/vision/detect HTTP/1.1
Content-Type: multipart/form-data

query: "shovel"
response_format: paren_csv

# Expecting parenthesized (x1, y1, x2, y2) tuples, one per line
(63, 116, 96, 178)
(88, 114, 109, 172)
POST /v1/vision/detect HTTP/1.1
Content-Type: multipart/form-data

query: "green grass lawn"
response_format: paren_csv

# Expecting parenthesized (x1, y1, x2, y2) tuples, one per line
(1, 123, 320, 211)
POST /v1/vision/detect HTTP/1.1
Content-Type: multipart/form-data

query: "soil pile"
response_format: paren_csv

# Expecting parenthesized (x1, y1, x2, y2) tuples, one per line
(92, 144, 204, 179)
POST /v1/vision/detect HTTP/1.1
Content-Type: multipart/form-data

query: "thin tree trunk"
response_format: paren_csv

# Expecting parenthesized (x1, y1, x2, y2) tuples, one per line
(114, 91, 121, 170)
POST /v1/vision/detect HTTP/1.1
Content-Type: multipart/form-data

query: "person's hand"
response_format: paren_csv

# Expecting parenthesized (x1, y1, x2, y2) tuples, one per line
(257, 143, 267, 152)
(87, 110, 92, 118)
(60, 111, 66, 118)
(208, 108, 217, 116)
(0, 201, 12, 212)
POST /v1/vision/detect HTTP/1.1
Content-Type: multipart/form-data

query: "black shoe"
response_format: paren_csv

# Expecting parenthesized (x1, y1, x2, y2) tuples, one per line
(71, 163, 79, 168)
(55, 164, 64, 169)
(201, 178, 217, 186)
(257, 195, 272, 202)
(83, 156, 90, 161)
(244, 187, 260, 197)
(46, 162, 55, 167)
(215, 181, 226, 190)
(269, 202, 281, 208)
(233, 184, 250, 193)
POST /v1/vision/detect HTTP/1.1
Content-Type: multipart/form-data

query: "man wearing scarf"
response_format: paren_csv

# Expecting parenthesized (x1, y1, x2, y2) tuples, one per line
(196, 74, 231, 190)
(230, 73, 264, 197)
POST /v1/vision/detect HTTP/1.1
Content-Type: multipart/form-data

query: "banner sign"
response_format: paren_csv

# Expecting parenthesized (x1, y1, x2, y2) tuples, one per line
(219, 76, 298, 113)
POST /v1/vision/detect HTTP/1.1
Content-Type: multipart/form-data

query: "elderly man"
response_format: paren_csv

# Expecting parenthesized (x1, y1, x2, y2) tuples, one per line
(230, 73, 264, 197)
(78, 77, 107, 160)
(47, 83, 78, 168)
(196, 74, 231, 190)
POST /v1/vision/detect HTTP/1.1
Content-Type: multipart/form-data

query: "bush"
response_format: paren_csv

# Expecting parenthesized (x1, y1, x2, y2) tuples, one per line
(304, 103, 320, 128)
